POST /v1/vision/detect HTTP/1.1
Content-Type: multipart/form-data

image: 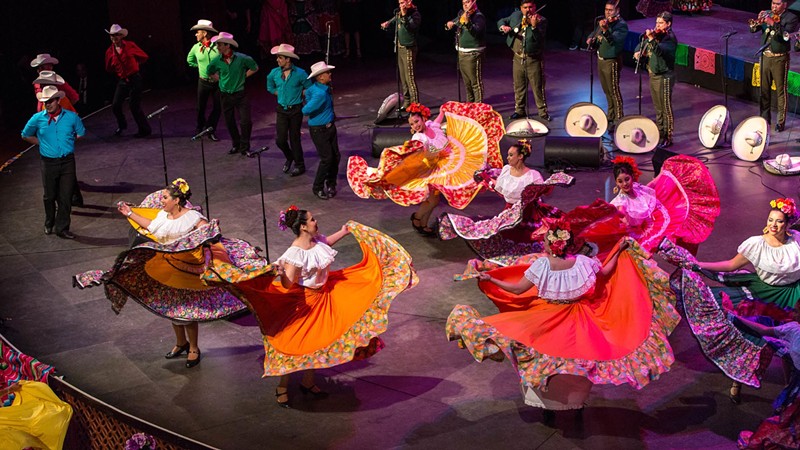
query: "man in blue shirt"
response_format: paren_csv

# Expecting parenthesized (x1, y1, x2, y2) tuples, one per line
(266, 44, 312, 176)
(21, 86, 87, 239)
(302, 62, 339, 200)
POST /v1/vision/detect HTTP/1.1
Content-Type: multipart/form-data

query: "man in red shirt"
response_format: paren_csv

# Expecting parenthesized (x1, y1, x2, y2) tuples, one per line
(104, 24, 151, 138)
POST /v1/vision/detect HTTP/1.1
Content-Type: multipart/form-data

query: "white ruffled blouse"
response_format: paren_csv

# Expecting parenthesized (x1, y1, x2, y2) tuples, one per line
(523, 254, 602, 302)
(412, 120, 449, 153)
(610, 182, 659, 227)
(738, 230, 800, 286)
(277, 239, 338, 289)
(147, 210, 207, 244)
(494, 165, 544, 204)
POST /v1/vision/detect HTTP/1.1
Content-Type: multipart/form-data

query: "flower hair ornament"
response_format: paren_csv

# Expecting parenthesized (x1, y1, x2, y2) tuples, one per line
(516, 139, 532, 157)
(171, 178, 190, 194)
(612, 156, 642, 182)
(544, 218, 572, 257)
(768, 197, 799, 225)
(406, 103, 431, 120)
(278, 205, 298, 231)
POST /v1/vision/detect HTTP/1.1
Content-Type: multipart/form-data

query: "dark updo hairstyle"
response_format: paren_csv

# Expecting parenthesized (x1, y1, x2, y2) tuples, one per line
(281, 208, 310, 236)
(166, 179, 192, 207)
(612, 156, 641, 182)
(510, 139, 532, 160)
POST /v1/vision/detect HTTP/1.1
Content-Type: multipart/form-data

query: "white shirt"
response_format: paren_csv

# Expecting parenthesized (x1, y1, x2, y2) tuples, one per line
(610, 182, 659, 228)
(494, 165, 544, 204)
(738, 230, 800, 286)
(774, 322, 800, 370)
(277, 240, 338, 289)
(412, 120, 449, 153)
(523, 254, 602, 301)
(147, 210, 207, 244)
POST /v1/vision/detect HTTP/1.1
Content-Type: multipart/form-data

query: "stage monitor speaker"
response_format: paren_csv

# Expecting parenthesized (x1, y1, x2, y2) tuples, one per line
(371, 127, 410, 158)
(543, 136, 602, 169)
(652, 148, 679, 176)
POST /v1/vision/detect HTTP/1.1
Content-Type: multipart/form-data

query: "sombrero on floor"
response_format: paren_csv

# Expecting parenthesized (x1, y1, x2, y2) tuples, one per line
(698, 105, 729, 149)
(565, 102, 607, 137)
(764, 153, 800, 176)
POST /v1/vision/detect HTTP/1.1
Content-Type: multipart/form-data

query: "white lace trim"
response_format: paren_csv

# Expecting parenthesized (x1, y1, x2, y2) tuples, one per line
(610, 182, 658, 228)
(523, 255, 602, 301)
(494, 165, 544, 204)
(738, 230, 800, 285)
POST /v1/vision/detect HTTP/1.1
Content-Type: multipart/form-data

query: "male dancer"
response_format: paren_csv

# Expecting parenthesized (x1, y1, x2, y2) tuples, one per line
(186, 19, 221, 141)
(446, 0, 486, 103)
(207, 32, 259, 155)
(634, 12, 677, 147)
(381, 0, 421, 111)
(587, 1, 628, 130)
(104, 24, 151, 137)
(303, 62, 340, 200)
(498, 1, 550, 121)
(751, 0, 799, 132)
(266, 44, 311, 176)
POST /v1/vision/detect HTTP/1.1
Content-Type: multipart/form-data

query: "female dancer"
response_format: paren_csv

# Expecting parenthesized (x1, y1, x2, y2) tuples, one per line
(218, 206, 417, 407)
(74, 179, 273, 368)
(488, 140, 544, 205)
(447, 218, 679, 419)
(348, 101, 504, 235)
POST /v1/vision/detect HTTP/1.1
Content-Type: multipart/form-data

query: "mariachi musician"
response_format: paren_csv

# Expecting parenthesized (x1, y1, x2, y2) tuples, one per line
(750, 0, 799, 132)
(446, 0, 487, 103)
(498, 0, 550, 121)
(587, 1, 628, 130)
(634, 11, 677, 148)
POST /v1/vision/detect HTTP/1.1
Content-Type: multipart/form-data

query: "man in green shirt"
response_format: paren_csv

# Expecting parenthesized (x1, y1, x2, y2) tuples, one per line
(381, 0, 422, 111)
(207, 32, 259, 155)
(587, 2, 628, 129)
(186, 19, 220, 141)
(446, 0, 487, 103)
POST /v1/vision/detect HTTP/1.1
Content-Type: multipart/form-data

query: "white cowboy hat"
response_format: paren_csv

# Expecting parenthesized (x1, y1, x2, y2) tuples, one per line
(614, 115, 659, 153)
(698, 105, 730, 149)
(211, 32, 238, 48)
(33, 70, 65, 86)
(308, 61, 335, 79)
(271, 43, 299, 60)
(190, 19, 218, 33)
(564, 102, 608, 137)
(36, 85, 65, 103)
(105, 24, 128, 37)
(732, 116, 769, 162)
(764, 153, 800, 175)
(30, 53, 59, 68)
(375, 93, 400, 124)
(505, 117, 549, 138)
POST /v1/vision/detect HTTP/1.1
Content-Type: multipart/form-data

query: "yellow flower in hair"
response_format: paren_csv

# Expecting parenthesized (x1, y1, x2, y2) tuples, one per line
(771, 200, 777, 208)
(556, 229, 570, 241)
(172, 178, 190, 194)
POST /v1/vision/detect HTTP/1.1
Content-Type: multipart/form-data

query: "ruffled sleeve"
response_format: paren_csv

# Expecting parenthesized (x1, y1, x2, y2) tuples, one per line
(276, 242, 338, 289)
(610, 182, 658, 227)
(523, 255, 601, 301)
(738, 231, 800, 285)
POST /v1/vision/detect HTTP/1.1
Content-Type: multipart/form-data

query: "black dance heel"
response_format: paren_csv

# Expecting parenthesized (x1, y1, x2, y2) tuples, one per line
(299, 383, 329, 398)
(185, 350, 201, 368)
(275, 388, 290, 408)
(165, 342, 190, 359)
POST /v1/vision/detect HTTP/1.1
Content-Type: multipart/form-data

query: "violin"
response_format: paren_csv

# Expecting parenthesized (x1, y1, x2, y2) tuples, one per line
(645, 27, 668, 41)
(599, 14, 620, 29)
(749, 10, 781, 28)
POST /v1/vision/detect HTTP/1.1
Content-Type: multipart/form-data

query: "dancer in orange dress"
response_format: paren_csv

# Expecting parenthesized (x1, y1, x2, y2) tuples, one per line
(447, 218, 679, 420)
(209, 206, 418, 408)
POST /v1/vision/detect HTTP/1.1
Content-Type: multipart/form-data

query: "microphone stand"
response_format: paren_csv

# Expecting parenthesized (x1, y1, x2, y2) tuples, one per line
(455, 21, 463, 103)
(196, 134, 210, 217)
(588, 17, 602, 103)
(249, 146, 271, 260)
(146, 106, 169, 186)
(326, 22, 332, 65)
(634, 35, 646, 115)
(722, 32, 733, 111)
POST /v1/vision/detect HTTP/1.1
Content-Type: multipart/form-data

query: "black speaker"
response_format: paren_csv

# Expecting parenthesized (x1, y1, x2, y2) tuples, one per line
(652, 148, 679, 176)
(371, 127, 411, 158)
(543, 136, 602, 169)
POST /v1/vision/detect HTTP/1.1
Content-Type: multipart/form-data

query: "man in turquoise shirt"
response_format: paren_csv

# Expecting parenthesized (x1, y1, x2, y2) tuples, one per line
(266, 44, 312, 176)
(207, 32, 259, 155)
(302, 62, 339, 200)
(186, 19, 221, 141)
(21, 86, 86, 239)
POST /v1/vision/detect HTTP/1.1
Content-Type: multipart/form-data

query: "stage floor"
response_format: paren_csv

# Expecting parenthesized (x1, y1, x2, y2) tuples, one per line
(2, 26, 800, 448)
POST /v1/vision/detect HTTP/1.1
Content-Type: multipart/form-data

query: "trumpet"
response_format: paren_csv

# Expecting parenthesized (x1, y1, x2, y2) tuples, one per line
(749, 10, 780, 27)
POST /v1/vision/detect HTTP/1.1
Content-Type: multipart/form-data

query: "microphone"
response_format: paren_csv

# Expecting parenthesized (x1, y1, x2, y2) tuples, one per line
(146, 105, 168, 119)
(246, 146, 269, 158)
(191, 127, 214, 141)
(721, 30, 738, 38)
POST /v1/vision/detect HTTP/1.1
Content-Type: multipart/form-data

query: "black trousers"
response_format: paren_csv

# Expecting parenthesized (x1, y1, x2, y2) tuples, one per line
(41, 154, 76, 233)
(196, 78, 221, 132)
(220, 90, 252, 152)
(309, 123, 340, 192)
(112, 72, 151, 134)
(275, 104, 305, 169)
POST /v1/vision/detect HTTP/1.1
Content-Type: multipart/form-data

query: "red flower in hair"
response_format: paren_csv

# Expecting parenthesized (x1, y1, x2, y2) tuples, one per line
(612, 156, 642, 181)
(406, 103, 431, 120)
